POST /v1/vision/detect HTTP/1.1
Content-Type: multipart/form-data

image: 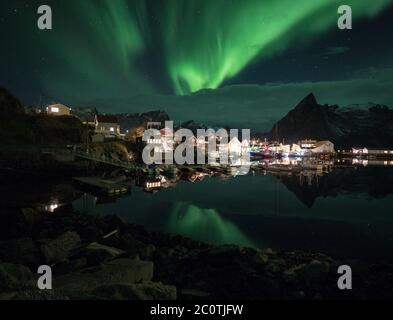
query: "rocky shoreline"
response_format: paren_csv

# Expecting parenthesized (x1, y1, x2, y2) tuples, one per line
(1, 206, 393, 300)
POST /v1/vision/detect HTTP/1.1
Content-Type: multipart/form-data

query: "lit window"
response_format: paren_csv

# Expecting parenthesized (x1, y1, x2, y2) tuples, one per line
(110, 127, 114, 132)
(51, 107, 59, 113)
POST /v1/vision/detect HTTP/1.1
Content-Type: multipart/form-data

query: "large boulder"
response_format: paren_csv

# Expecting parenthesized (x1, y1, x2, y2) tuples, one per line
(20, 208, 44, 226)
(77, 242, 126, 265)
(0, 237, 40, 266)
(0, 263, 34, 292)
(54, 258, 154, 292)
(287, 260, 330, 283)
(40, 231, 81, 264)
(92, 281, 176, 300)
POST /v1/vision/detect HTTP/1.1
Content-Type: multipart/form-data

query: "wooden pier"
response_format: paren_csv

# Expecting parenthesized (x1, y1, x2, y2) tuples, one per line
(73, 177, 131, 196)
(73, 151, 142, 171)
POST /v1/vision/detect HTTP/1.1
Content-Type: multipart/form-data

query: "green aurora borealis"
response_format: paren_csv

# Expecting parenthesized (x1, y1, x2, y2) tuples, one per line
(167, 202, 254, 247)
(2, 0, 393, 128)
(31, 0, 393, 96)
(160, 0, 392, 95)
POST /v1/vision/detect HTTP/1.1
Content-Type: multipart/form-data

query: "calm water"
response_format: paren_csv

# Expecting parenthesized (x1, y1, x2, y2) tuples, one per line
(72, 166, 393, 262)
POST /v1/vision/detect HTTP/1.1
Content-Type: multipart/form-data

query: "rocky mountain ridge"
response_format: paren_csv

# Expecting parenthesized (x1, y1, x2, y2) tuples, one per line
(268, 93, 393, 148)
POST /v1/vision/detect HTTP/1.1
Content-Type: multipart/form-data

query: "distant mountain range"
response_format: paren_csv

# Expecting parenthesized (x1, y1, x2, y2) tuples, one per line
(266, 93, 393, 148)
(117, 112, 218, 134)
(117, 111, 170, 134)
(2, 87, 393, 148)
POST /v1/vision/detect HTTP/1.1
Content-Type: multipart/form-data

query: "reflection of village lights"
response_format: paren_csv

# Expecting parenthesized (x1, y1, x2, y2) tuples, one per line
(45, 203, 59, 212)
(352, 159, 368, 166)
(146, 182, 161, 188)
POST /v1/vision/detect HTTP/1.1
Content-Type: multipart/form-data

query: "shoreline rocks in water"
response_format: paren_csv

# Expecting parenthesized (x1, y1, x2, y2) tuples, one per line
(0, 207, 393, 300)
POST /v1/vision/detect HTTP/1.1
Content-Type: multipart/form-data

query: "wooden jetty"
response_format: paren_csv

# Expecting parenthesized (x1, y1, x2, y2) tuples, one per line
(73, 177, 131, 196)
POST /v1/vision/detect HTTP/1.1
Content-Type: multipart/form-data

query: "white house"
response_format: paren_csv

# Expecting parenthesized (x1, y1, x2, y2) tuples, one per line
(352, 147, 369, 154)
(47, 104, 71, 116)
(311, 140, 335, 154)
(291, 144, 302, 153)
(95, 115, 120, 136)
(160, 127, 174, 152)
(298, 139, 317, 150)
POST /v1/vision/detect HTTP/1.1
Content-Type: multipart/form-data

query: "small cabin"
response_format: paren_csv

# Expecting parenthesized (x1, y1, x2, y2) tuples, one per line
(47, 104, 71, 116)
(95, 115, 120, 136)
(311, 140, 335, 154)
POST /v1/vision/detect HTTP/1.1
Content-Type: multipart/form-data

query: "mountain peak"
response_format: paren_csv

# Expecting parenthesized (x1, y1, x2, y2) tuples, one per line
(296, 93, 318, 108)
(269, 92, 393, 147)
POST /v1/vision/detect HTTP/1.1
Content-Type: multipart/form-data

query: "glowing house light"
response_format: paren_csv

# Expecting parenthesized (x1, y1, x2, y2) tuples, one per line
(45, 203, 59, 212)
(146, 181, 161, 188)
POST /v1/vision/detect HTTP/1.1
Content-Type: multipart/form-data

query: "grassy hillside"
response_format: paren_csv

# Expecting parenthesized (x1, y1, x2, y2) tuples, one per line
(0, 114, 86, 147)
(0, 88, 86, 148)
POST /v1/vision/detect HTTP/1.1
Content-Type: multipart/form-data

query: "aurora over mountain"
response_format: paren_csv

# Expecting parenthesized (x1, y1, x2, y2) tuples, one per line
(159, 0, 392, 94)
(3, 0, 393, 303)
(1, 0, 393, 129)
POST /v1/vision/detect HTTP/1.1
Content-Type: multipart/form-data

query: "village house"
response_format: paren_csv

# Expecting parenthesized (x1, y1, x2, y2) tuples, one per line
(298, 139, 318, 150)
(295, 139, 334, 154)
(47, 103, 71, 116)
(220, 137, 250, 157)
(311, 140, 335, 154)
(95, 114, 120, 137)
(144, 126, 175, 154)
(160, 127, 175, 152)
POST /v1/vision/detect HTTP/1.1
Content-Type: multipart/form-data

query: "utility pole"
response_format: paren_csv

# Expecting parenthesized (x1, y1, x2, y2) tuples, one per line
(85, 118, 90, 154)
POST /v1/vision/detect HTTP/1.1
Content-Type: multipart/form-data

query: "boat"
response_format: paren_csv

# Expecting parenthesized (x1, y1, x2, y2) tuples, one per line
(250, 151, 272, 159)
(249, 146, 272, 159)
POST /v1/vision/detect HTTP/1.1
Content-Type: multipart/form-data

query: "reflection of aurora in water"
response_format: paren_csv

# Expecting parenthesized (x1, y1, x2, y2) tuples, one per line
(167, 202, 254, 247)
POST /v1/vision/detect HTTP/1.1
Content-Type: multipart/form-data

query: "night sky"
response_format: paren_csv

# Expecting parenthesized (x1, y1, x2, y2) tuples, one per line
(1, 0, 393, 130)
